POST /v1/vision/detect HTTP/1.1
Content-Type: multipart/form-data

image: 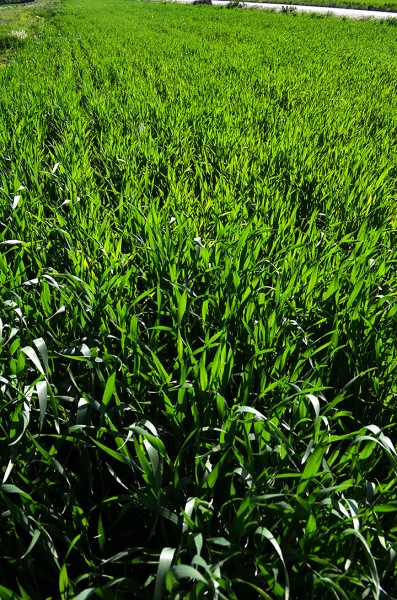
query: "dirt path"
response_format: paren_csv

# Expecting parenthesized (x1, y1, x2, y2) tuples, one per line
(173, 0, 397, 18)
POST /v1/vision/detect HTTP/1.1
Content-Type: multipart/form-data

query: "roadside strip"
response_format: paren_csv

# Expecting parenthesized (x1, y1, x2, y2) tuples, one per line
(173, 0, 397, 18)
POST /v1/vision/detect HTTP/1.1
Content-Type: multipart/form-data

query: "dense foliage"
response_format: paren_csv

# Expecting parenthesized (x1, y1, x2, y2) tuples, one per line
(1, 1, 397, 598)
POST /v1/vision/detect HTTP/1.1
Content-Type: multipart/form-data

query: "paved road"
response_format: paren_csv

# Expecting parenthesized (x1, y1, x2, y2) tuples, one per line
(173, 0, 397, 18)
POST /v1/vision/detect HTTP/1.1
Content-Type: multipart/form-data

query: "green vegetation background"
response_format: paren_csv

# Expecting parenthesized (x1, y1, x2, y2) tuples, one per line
(1, 0, 397, 598)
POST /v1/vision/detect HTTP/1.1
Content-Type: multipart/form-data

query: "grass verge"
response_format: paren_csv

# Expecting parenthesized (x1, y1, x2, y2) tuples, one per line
(0, 0, 58, 66)
(243, 0, 397, 14)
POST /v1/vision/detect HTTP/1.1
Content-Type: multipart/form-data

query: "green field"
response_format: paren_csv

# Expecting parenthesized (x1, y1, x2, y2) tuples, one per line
(1, 1, 397, 598)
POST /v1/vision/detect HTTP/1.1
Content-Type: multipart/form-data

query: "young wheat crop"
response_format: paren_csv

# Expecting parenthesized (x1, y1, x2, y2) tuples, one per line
(1, 1, 397, 598)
